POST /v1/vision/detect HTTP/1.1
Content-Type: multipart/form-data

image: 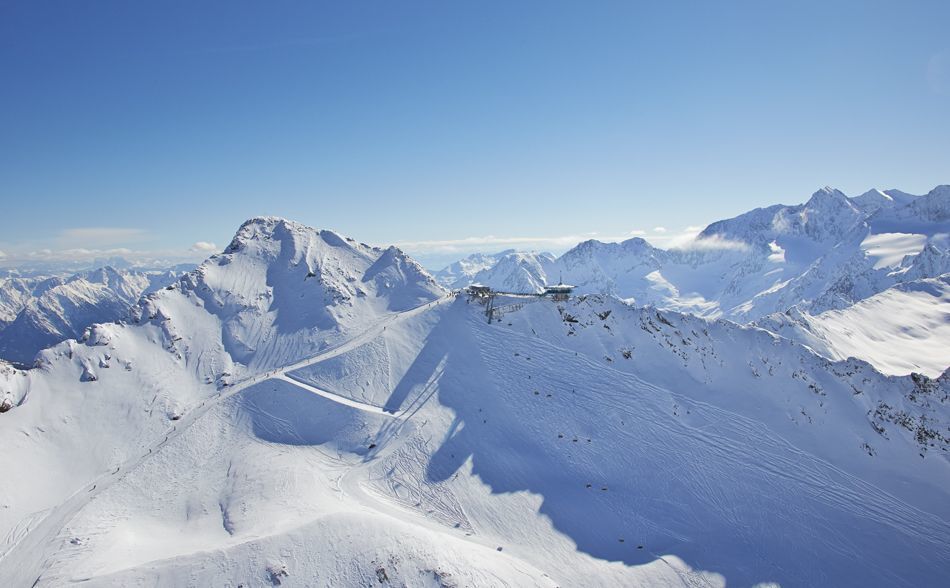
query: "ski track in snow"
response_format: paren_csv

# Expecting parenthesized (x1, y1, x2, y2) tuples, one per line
(6, 290, 950, 586)
(472, 316, 950, 562)
(3, 295, 453, 587)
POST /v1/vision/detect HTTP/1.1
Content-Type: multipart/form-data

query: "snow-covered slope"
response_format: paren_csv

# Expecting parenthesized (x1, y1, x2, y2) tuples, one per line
(756, 275, 950, 377)
(1, 217, 948, 587)
(0, 267, 185, 365)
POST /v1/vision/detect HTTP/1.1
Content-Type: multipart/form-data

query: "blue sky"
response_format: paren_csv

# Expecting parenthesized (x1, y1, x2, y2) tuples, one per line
(2, 0, 949, 269)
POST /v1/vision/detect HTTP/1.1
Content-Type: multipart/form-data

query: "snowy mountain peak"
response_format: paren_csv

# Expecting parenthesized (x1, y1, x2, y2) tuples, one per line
(858, 188, 892, 201)
(804, 186, 857, 215)
(224, 216, 366, 259)
(808, 185, 847, 203)
(617, 237, 650, 249)
(136, 217, 444, 370)
(773, 186, 864, 243)
(563, 237, 659, 261)
(851, 189, 895, 214)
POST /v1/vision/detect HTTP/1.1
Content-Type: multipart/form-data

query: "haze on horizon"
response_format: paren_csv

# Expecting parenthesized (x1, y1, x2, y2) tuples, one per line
(2, 1, 949, 270)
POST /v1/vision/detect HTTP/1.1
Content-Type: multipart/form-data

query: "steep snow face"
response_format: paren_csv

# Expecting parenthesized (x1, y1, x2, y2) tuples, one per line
(756, 276, 950, 377)
(0, 267, 184, 365)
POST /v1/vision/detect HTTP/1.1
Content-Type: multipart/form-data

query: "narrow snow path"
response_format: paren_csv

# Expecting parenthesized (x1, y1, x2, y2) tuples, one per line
(4, 294, 454, 587)
(277, 373, 403, 416)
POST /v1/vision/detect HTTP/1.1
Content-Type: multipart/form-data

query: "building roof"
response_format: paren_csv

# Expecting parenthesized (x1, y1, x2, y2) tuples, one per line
(544, 284, 574, 291)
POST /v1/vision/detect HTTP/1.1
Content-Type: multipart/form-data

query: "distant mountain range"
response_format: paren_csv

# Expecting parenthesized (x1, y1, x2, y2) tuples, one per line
(437, 185, 949, 375)
(0, 266, 189, 365)
(442, 186, 948, 318)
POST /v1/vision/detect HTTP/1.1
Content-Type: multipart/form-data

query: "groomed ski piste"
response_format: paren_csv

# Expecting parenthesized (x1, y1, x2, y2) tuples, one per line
(1, 217, 948, 587)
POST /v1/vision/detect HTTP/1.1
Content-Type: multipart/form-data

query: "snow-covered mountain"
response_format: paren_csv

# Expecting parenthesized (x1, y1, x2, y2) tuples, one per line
(455, 185, 950, 326)
(1, 217, 948, 586)
(468, 250, 558, 293)
(0, 267, 187, 366)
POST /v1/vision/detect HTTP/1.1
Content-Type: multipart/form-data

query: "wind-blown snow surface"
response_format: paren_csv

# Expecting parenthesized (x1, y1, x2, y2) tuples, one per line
(1, 217, 949, 586)
(0, 267, 185, 365)
(757, 276, 950, 378)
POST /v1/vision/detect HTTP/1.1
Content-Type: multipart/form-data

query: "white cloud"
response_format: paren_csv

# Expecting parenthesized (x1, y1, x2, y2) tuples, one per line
(768, 240, 786, 263)
(27, 247, 132, 261)
(60, 247, 133, 257)
(15, 247, 146, 263)
(1, 227, 217, 270)
(190, 241, 218, 253)
(0, 250, 5, 259)
(668, 233, 750, 252)
(629, 229, 647, 236)
(0, 245, 211, 271)
(625, 223, 748, 252)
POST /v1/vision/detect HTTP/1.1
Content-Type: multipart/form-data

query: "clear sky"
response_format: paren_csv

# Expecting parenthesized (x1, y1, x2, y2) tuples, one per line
(2, 0, 949, 269)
